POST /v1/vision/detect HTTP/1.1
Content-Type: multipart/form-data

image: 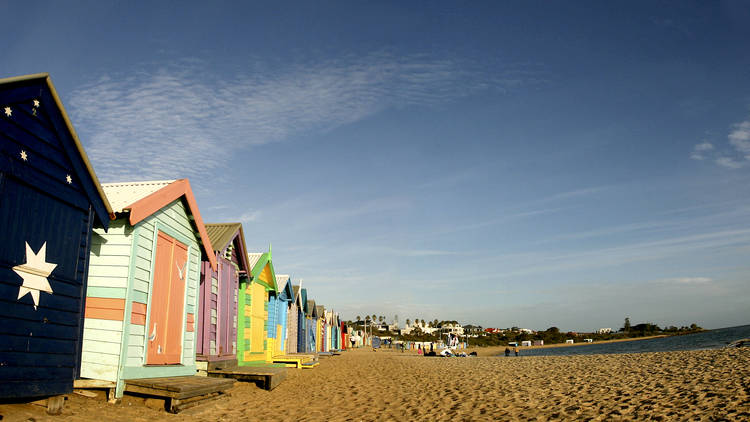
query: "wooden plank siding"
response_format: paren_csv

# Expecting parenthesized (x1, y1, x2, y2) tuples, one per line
(80, 218, 131, 383)
(80, 198, 202, 398)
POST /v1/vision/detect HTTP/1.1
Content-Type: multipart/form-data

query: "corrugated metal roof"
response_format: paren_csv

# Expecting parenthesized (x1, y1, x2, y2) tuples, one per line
(205, 223, 242, 252)
(275, 274, 290, 287)
(247, 253, 263, 271)
(102, 180, 175, 213)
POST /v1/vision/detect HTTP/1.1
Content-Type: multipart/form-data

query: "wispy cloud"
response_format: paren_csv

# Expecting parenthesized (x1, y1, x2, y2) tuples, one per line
(690, 141, 714, 160)
(728, 120, 750, 157)
(69, 53, 545, 184)
(691, 115, 750, 169)
(658, 277, 712, 284)
(479, 228, 750, 280)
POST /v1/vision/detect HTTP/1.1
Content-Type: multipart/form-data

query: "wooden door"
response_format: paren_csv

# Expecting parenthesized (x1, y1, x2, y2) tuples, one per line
(249, 282, 266, 353)
(147, 231, 188, 365)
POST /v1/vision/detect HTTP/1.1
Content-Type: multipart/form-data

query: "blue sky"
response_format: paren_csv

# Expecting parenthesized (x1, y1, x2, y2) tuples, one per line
(3, 1, 749, 331)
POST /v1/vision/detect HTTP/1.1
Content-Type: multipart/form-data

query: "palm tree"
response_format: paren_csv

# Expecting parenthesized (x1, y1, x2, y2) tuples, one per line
(356, 315, 361, 323)
(406, 319, 411, 326)
(421, 319, 425, 326)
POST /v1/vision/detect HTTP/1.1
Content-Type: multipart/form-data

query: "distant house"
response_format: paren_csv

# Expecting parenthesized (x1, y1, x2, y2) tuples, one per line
(401, 321, 438, 335)
(533, 340, 544, 346)
(462, 325, 484, 337)
(598, 328, 612, 334)
(519, 328, 534, 334)
(440, 323, 464, 336)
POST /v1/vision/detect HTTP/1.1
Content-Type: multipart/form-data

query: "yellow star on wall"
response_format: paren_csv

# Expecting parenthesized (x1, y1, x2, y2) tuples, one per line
(13, 242, 57, 310)
(4, 106, 11, 117)
(66, 174, 72, 184)
(20, 150, 28, 161)
(33, 99, 40, 107)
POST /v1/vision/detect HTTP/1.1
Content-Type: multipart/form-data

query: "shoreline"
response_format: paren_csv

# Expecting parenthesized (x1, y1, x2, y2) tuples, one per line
(467, 334, 667, 357)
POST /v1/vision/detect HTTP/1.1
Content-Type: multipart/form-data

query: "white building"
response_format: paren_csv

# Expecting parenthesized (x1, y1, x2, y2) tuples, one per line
(598, 328, 612, 334)
(401, 321, 438, 335)
(440, 323, 464, 336)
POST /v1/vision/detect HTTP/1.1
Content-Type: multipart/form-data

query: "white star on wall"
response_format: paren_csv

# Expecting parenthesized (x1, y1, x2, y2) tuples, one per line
(20, 150, 28, 161)
(4, 106, 11, 117)
(13, 242, 57, 310)
(66, 174, 72, 184)
(33, 99, 40, 107)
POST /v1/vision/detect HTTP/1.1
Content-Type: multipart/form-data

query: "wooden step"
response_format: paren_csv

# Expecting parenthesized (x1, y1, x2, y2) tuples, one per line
(207, 366, 286, 391)
(124, 376, 235, 413)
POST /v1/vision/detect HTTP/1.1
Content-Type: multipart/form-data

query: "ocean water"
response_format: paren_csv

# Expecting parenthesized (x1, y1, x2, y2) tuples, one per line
(501, 324, 750, 357)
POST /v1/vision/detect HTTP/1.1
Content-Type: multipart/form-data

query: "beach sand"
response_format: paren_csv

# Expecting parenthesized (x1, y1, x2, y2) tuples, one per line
(1, 347, 748, 421)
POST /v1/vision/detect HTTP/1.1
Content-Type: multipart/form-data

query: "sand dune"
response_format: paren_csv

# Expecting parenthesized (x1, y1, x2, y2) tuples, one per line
(1, 347, 748, 421)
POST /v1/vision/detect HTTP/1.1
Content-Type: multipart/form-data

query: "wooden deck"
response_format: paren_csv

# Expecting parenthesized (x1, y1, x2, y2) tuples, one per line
(272, 353, 318, 369)
(207, 366, 287, 390)
(73, 379, 117, 403)
(124, 376, 235, 413)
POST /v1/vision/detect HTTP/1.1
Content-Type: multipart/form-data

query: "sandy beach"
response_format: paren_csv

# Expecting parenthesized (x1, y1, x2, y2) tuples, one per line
(1, 347, 748, 421)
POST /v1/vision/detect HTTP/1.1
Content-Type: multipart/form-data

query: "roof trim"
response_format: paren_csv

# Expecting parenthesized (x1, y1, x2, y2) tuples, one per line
(0, 73, 115, 224)
(278, 277, 294, 301)
(249, 250, 278, 291)
(124, 179, 216, 270)
(205, 222, 250, 274)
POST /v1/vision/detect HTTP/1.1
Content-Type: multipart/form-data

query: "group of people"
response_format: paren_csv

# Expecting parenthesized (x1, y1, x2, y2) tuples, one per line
(416, 343, 435, 355)
(504, 346, 520, 356)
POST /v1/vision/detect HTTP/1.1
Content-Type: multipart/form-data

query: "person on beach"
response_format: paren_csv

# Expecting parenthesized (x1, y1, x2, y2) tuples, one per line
(505, 347, 510, 357)
(430, 343, 434, 353)
(417, 345, 423, 355)
(514, 347, 519, 356)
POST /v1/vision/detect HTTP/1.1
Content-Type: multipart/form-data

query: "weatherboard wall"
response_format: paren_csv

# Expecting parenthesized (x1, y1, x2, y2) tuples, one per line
(197, 229, 241, 363)
(81, 199, 200, 397)
(286, 300, 298, 354)
(0, 75, 110, 399)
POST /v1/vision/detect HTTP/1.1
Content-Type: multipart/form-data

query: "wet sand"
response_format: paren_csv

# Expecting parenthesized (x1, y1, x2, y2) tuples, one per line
(1, 347, 748, 421)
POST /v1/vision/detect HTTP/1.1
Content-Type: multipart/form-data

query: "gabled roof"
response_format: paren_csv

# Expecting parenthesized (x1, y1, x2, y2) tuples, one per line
(316, 305, 325, 321)
(292, 285, 305, 308)
(205, 222, 250, 274)
(104, 180, 174, 213)
(0, 73, 114, 228)
(300, 288, 308, 313)
(248, 250, 277, 291)
(102, 179, 216, 270)
(247, 253, 263, 271)
(278, 277, 294, 302)
(307, 300, 317, 318)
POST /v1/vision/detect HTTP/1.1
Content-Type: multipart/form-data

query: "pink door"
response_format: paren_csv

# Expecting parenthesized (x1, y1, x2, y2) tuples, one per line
(147, 231, 188, 365)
